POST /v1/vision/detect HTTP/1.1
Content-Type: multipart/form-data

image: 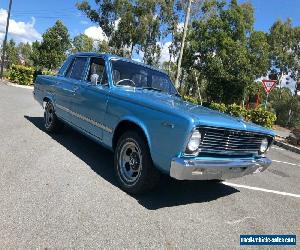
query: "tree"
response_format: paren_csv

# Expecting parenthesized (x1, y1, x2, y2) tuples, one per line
(73, 34, 94, 52)
(97, 40, 112, 53)
(76, 0, 179, 65)
(17, 42, 33, 66)
(38, 20, 71, 70)
(291, 26, 300, 95)
(269, 88, 300, 127)
(5, 39, 19, 67)
(183, 0, 270, 103)
(30, 41, 42, 68)
(268, 19, 295, 92)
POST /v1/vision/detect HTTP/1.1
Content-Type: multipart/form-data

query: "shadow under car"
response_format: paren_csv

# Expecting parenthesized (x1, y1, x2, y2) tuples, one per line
(24, 115, 239, 210)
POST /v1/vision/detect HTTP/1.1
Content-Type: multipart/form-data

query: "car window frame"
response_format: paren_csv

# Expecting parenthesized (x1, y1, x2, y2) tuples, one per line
(84, 56, 110, 87)
(65, 56, 89, 81)
(109, 58, 179, 95)
(58, 55, 74, 77)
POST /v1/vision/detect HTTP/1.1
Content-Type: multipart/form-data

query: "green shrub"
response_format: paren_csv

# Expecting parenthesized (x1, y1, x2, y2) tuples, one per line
(3, 69, 10, 79)
(184, 96, 200, 105)
(227, 103, 247, 118)
(210, 102, 277, 128)
(42, 69, 56, 76)
(248, 108, 277, 129)
(209, 102, 227, 113)
(8, 64, 34, 85)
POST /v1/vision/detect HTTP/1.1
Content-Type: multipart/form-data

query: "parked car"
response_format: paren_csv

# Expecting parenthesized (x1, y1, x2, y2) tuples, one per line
(33, 53, 275, 194)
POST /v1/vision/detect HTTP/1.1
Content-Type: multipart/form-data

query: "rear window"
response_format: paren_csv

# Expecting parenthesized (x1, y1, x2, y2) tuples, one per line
(58, 56, 74, 76)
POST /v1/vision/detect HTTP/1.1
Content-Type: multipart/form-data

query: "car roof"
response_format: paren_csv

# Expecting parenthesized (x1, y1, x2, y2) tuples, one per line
(74, 52, 166, 74)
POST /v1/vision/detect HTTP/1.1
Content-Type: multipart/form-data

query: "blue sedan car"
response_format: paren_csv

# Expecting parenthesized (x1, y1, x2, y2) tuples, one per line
(33, 53, 275, 194)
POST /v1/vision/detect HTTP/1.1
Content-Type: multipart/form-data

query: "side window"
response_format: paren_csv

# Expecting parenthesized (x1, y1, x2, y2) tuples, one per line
(58, 56, 74, 76)
(132, 71, 147, 87)
(152, 75, 170, 92)
(87, 57, 108, 85)
(65, 59, 75, 78)
(66, 57, 88, 80)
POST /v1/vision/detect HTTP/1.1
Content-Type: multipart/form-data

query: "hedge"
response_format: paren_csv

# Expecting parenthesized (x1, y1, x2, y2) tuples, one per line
(248, 108, 277, 129)
(210, 102, 227, 113)
(184, 97, 276, 128)
(8, 65, 34, 85)
(8, 65, 55, 86)
(184, 95, 199, 105)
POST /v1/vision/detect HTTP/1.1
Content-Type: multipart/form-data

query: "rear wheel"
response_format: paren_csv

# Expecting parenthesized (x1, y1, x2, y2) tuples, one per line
(44, 101, 64, 133)
(114, 131, 160, 194)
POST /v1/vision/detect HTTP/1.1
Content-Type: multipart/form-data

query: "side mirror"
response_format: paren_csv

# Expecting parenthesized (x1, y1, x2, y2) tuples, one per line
(90, 74, 99, 85)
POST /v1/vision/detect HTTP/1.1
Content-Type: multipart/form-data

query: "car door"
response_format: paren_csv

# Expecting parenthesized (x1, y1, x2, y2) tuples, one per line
(70, 56, 110, 141)
(52, 55, 76, 122)
(56, 56, 89, 125)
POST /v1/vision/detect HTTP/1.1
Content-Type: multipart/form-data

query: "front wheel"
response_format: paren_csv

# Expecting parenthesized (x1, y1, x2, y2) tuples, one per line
(114, 131, 160, 194)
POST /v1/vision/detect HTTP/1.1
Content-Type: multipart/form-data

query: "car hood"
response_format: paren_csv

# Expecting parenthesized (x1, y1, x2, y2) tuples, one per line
(113, 88, 276, 136)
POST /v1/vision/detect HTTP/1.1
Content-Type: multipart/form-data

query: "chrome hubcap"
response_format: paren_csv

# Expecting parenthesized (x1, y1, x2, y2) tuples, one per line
(45, 104, 54, 128)
(119, 141, 142, 184)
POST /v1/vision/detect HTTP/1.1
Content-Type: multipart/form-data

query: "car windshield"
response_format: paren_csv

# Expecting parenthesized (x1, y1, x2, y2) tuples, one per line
(111, 59, 179, 96)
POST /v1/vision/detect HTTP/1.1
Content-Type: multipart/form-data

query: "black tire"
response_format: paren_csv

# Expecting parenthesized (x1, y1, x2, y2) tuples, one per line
(114, 130, 160, 194)
(44, 101, 64, 133)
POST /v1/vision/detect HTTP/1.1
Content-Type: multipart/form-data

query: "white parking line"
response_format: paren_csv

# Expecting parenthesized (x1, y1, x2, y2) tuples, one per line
(271, 146, 285, 151)
(272, 159, 300, 167)
(222, 182, 300, 198)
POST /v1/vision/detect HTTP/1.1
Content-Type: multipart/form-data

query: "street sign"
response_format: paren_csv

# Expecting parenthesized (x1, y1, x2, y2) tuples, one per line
(262, 80, 277, 94)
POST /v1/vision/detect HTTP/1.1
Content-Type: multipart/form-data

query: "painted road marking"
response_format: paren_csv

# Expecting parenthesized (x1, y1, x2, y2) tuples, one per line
(272, 159, 300, 167)
(271, 146, 285, 151)
(223, 182, 300, 198)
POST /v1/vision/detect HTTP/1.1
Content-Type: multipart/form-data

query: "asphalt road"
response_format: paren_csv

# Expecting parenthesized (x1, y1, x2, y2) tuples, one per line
(0, 83, 299, 249)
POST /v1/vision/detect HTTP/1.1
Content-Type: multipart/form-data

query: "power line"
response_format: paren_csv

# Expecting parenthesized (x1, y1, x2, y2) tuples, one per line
(0, 0, 13, 80)
(12, 15, 77, 19)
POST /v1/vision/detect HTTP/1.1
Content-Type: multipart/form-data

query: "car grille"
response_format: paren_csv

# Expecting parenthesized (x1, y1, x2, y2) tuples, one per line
(199, 127, 269, 154)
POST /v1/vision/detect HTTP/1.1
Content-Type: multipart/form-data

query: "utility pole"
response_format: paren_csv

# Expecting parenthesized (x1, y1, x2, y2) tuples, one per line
(0, 0, 13, 79)
(174, 0, 192, 89)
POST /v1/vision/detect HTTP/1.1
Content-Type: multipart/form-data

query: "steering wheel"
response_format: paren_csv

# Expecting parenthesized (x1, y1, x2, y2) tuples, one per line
(115, 79, 136, 87)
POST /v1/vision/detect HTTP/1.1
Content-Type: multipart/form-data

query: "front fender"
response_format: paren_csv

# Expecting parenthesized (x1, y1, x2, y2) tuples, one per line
(115, 113, 192, 174)
(117, 115, 153, 151)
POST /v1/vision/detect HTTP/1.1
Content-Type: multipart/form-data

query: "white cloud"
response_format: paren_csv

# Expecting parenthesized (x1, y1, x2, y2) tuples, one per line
(159, 41, 175, 64)
(177, 22, 184, 32)
(0, 8, 41, 44)
(131, 46, 144, 62)
(114, 18, 120, 31)
(84, 26, 108, 42)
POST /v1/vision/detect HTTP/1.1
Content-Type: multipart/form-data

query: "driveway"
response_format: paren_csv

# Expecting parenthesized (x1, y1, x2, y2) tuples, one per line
(0, 83, 299, 249)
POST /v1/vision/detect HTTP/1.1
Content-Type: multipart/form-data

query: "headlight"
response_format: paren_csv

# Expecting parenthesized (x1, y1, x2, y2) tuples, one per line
(260, 138, 269, 153)
(186, 130, 201, 154)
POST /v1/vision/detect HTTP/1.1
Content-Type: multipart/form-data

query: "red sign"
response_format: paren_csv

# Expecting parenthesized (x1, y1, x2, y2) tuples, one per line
(262, 80, 277, 94)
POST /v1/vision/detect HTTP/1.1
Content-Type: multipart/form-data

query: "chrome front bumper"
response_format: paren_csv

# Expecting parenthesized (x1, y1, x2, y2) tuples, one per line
(170, 156, 272, 180)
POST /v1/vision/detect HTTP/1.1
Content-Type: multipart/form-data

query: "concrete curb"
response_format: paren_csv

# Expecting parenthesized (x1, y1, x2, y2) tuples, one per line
(274, 140, 300, 154)
(1, 80, 34, 90)
(6, 83, 34, 90)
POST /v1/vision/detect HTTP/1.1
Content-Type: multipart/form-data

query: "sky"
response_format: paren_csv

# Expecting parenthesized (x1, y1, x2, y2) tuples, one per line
(0, 0, 300, 63)
(1, 0, 300, 41)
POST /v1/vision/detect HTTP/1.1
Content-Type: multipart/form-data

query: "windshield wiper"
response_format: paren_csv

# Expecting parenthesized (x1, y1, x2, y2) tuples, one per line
(142, 87, 162, 92)
(142, 86, 181, 97)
